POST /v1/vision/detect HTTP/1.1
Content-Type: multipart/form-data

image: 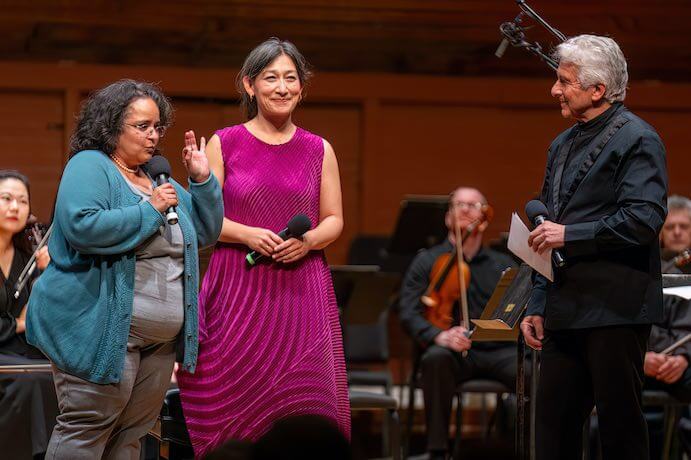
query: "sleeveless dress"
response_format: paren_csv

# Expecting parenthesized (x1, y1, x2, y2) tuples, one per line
(177, 125, 350, 457)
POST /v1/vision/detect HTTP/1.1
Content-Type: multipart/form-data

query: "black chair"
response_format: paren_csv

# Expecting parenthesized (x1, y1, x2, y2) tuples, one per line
(350, 389, 402, 460)
(149, 386, 400, 459)
(147, 387, 194, 460)
(643, 390, 686, 460)
(584, 390, 686, 460)
(331, 266, 400, 392)
(404, 349, 512, 459)
(331, 265, 401, 456)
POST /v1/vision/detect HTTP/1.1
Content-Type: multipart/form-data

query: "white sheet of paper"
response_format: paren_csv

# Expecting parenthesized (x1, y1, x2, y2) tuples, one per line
(663, 286, 691, 300)
(507, 212, 554, 282)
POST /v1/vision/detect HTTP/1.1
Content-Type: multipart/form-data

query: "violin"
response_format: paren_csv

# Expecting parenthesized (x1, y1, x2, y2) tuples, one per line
(673, 248, 691, 268)
(422, 205, 493, 331)
(661, 247, 691, 274)
(14, 218, 52, 299)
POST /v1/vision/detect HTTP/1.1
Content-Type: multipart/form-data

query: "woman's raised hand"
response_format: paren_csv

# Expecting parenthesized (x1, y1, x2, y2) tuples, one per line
(183, 130, 211, 183)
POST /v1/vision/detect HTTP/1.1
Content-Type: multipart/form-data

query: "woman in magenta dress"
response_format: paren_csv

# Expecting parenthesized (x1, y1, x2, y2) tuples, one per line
(176, 38, 350, 457)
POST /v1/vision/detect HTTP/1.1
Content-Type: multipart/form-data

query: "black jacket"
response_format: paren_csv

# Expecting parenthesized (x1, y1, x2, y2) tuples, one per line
(527, 104, 668, 330)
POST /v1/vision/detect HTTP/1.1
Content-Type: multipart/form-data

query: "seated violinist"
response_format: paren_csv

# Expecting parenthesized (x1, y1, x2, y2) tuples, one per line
(0, 170, 57, 459)
(399, 186, 516, 460)
(661, 194, 691, 273)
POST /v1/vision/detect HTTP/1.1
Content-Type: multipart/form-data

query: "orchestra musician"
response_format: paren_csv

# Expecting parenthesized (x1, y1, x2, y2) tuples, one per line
(643, 195, 691, 458)
(399, 186, 516, 460)
(0, 169, 57, 460)
(660, 195, 691, 273)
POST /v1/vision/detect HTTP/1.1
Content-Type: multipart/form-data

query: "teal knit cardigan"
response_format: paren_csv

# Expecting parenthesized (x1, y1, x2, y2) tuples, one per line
(26, 151, 223, 384)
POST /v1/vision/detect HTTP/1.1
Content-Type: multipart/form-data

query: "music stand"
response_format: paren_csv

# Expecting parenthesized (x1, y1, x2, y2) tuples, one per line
(330, 265, 400, 325)
(471, 264, 533, 341)
(469, 264, 535, 459)
(380, 195, 449, 274)
(662, 273, 691, 288)
(387, 195, 448, 256)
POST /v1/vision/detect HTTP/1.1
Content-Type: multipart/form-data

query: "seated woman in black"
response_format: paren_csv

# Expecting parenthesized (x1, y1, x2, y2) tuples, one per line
(0, 169, 56, 460)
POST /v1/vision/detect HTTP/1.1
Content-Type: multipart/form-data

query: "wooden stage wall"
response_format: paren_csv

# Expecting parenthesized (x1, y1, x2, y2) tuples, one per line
(0, 61, 689, 264)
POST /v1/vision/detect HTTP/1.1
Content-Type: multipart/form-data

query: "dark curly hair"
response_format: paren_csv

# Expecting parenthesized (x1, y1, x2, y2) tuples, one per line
(236, 37, 312, 120)
(69, 79, 173, 157)
(0, 169, 32, 254)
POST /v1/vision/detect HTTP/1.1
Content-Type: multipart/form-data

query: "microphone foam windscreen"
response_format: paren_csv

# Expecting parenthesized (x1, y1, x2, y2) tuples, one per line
(143, 155, 172, 178)
(287, 214, 312, 237)
(525, 200, 549, 222)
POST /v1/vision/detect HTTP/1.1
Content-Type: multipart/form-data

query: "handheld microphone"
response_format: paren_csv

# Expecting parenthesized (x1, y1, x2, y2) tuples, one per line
(246, 214, 312, 266)
(143, 155, 178, 225)
(525, 200, 566, 268)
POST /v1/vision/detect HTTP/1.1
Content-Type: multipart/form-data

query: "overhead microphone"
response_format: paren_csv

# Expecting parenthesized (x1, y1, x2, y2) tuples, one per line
(246, 214, 312, 266)
(525, 199, 566, 268)
(143, 155, 178, 225)
(495, 38, 510, 58)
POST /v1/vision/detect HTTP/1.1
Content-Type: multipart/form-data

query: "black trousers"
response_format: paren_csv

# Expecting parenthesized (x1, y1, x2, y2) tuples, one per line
(420, 344, 517, 452)
(536, 325, 650, 460)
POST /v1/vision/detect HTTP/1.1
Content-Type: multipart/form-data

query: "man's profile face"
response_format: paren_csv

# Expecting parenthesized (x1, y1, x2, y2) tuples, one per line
(661, 209, 691, 252)
(550, 63, 598, 122)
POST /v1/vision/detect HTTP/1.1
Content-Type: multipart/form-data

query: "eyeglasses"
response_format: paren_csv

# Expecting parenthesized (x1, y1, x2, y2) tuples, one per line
(450, 201, 485, 212)
(125, 122, 167, 137)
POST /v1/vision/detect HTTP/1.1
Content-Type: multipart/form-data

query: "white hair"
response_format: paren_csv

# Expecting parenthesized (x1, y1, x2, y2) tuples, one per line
(554, 34, 628, 103)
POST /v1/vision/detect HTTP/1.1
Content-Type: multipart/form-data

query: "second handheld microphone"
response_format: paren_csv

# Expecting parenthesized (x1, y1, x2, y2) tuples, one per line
(246, 214, 312, 266)
(525, 199, 566, 268)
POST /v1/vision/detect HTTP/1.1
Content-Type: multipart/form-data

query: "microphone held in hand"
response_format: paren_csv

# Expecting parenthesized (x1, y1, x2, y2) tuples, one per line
(246, 214, 312, 266)
(143, 155, 178, 225)
(525, 200, 566, 268)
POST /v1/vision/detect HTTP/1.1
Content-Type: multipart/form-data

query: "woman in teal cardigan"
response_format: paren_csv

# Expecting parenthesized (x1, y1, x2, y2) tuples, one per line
(26, 79, 223, 459)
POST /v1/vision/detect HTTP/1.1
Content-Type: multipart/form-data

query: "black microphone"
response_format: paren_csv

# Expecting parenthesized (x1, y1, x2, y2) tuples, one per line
(143, 155, 178, 225)
(525, 200, 566, 268)
(246, 214, 312, 266)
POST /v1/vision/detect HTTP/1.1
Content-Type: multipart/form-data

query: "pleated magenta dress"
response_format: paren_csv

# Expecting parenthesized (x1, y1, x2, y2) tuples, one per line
(177, 124, 350, 457)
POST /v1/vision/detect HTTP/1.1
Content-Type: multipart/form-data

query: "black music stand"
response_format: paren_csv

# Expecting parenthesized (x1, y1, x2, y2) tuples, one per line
(329, 264, 400, 364)
(387, 195, 448, 256)
(469, 264, 535, 460)
(471, 264, 533, 342)
(662, 273, 691, 288)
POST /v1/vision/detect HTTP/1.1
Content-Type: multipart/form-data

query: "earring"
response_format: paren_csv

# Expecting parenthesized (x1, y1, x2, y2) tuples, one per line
(249, 94, 254, 102)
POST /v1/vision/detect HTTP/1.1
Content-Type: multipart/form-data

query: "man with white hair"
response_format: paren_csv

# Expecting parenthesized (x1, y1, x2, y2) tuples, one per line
(520, 35, 668, 459)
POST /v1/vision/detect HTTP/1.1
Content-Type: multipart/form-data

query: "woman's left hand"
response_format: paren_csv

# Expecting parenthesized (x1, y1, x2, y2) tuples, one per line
(272, 236, 313, 264)
(183, 130, 211, 183)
